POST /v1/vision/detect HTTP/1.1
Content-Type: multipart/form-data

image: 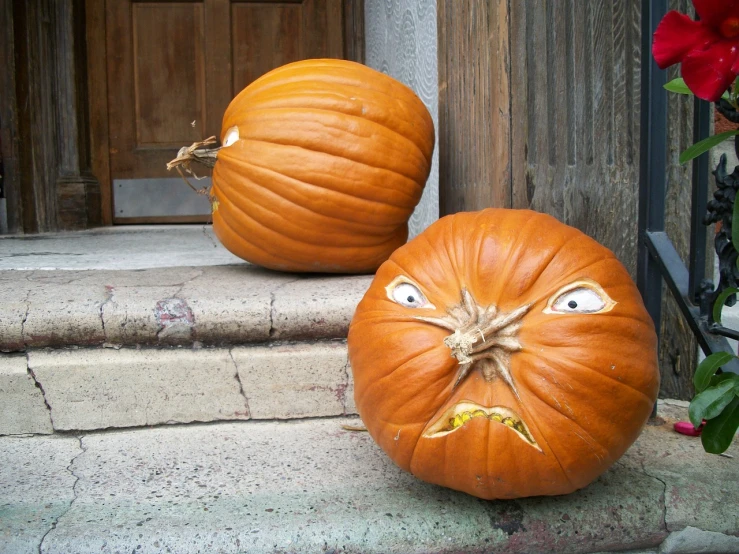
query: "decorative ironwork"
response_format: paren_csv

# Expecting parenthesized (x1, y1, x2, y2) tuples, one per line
(701, 154, 739, 321)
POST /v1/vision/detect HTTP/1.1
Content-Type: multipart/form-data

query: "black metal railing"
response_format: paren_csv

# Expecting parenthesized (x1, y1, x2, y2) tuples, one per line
(638, 0, 739, 374)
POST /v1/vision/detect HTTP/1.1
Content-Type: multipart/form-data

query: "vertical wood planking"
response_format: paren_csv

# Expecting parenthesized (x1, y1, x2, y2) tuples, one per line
(0, 0, 22, 233)
(508, 0, 697, 399)
(344, 0, 365, 63)
(437, 0, 511, 215)
(510, 1, 640, 275)
(658, 0, 700, 399)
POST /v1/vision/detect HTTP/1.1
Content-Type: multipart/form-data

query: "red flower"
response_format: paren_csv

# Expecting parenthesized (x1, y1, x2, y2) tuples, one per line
(653, 0, 739, 101)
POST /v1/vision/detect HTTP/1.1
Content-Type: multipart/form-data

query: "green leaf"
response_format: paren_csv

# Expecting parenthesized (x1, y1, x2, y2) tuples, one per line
(710, 373, 739, 387)
(694, 352, 736, 392)
(664, 78, 694, 96)
(689, 379, 739, 427)
(713, 287, 739, 324)
(680, 130, 739, 164)
(701, 397, 739, 454)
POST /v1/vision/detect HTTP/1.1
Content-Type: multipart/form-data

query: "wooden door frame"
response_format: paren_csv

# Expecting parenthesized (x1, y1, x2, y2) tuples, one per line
(86, 0, 365, 227)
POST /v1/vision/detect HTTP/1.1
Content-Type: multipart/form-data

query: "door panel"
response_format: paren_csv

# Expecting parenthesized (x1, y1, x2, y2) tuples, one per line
(106, 0, 347, 223)
(132, 3, 206, 147)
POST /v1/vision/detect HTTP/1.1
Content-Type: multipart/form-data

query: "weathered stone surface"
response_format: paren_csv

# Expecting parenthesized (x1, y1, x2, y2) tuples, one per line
(24, 285, 107, 347)
(0, 435, 80, 554)
(102, 284, 184, 345)
(34, 418, 670, 554)
(0, 225, 241, 270)
(234, 341, 352, 419)
(0, 281, 27, 351)
(0, 265, 367, 350)
(659, 526, 739, 554)
(0, 355, 52, 435)
(29, 348, 249, 430)
(624, 404, 739, 536)
(271, 275, 372, 339)
(182, 265, 294, 344)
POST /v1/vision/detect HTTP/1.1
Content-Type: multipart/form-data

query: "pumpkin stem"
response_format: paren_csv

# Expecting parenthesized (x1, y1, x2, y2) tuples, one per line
(166, 136, 220, 195)
(415, 290, 531, 393)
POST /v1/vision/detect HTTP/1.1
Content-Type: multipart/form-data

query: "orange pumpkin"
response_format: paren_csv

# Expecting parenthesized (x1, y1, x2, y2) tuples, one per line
(209, 59, 435, 273)
(348, 208, 660, 499)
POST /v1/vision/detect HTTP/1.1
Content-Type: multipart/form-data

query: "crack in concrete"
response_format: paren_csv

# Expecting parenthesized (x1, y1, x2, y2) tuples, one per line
(340, 354, 351, 415)
(268, 292, 277, 338)
(38, 435, 86, 553)
(27, 354, 54, 427)
(99, 286, 115, 342)
(229, 348, 251, 417)
(267, 278, 302, 338)
(638, 456, 669, 534)
(20, 287, 32, 351)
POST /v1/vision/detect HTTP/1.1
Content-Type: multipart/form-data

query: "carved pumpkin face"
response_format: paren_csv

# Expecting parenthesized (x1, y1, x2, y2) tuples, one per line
(348, 209, 659, 499)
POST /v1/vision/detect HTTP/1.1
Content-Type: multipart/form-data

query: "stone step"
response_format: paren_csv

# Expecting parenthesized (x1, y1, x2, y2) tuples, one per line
(0, 265, 372, 351)
(1, 340, 354, 435)
(1, 401, 737, 554)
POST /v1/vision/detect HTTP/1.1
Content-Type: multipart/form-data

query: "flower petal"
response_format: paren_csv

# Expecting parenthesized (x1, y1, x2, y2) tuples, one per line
(693, 0, 739, 29)
(681, 40, 739, 101)
(653, 11, 718, 69)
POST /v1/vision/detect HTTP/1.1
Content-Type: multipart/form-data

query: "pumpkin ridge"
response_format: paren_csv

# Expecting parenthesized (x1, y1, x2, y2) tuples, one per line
(515, 350, 656, 404)
(212, 199, 299, 268)
(220, 145, 421, 211)
(235, 106, 433, 170)
(509, 398, 579, 490)
(515, 380, 612, 458)
(214, 185, 403, 269)
(519, 389, 613, 485)
(235, 113, 431, 183)
(485, 211, 545, 303)
(216, 177, 405, 248)
(234, 98, 434, 159)
(234, 62, 434, 134)
(215, 164, 405, 244)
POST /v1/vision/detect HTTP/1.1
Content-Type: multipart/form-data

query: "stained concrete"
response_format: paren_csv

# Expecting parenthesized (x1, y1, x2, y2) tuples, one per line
(0, 402, 735, 554)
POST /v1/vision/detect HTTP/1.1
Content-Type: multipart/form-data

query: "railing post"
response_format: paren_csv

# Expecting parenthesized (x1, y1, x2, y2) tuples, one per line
(637, 0, 668, 333)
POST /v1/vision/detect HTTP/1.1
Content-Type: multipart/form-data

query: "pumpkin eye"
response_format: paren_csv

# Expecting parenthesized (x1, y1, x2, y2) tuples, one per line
(544, 280, 616, 315)
(391, 283, 429, 308)
(551, 288, 605, 313)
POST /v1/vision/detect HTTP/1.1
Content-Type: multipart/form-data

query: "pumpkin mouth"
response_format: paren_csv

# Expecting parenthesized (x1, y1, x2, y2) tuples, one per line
(423, 401, 541, 450)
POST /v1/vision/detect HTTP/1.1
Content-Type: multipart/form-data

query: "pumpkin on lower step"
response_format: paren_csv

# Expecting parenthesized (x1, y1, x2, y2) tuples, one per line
(171, 59, 434, 274)
(348, 208, 660, 499)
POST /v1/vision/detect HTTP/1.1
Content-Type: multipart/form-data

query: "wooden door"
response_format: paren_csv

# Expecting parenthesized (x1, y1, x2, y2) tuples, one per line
(105, 0, 346, 223)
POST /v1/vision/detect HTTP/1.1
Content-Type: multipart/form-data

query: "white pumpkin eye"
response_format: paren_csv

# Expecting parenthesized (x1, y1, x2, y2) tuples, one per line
(551, 288, 605, 313)
(544, 280, 616, 315)
(391, 283, 429, 308)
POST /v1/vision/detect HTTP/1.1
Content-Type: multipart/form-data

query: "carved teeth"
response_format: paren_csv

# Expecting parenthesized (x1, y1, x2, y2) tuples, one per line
(424, 401, 541, 450)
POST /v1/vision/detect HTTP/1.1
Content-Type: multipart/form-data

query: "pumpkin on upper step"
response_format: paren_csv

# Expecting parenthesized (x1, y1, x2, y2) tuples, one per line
(210, 58, 435, 274)
(348, 208, 660, 499)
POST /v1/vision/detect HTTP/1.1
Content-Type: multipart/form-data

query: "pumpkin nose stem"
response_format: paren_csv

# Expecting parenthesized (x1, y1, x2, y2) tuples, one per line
(415, 289, 531, 391)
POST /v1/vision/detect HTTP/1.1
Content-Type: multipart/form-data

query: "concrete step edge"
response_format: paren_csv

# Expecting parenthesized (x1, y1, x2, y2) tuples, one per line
(0, 265, 372, 351)
(0, 340, 354, 435)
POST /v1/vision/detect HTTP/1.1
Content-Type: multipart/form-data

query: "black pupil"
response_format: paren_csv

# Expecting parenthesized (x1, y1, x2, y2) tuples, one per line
(407, 295, 416, 304)
(568, 300, 578, 309)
